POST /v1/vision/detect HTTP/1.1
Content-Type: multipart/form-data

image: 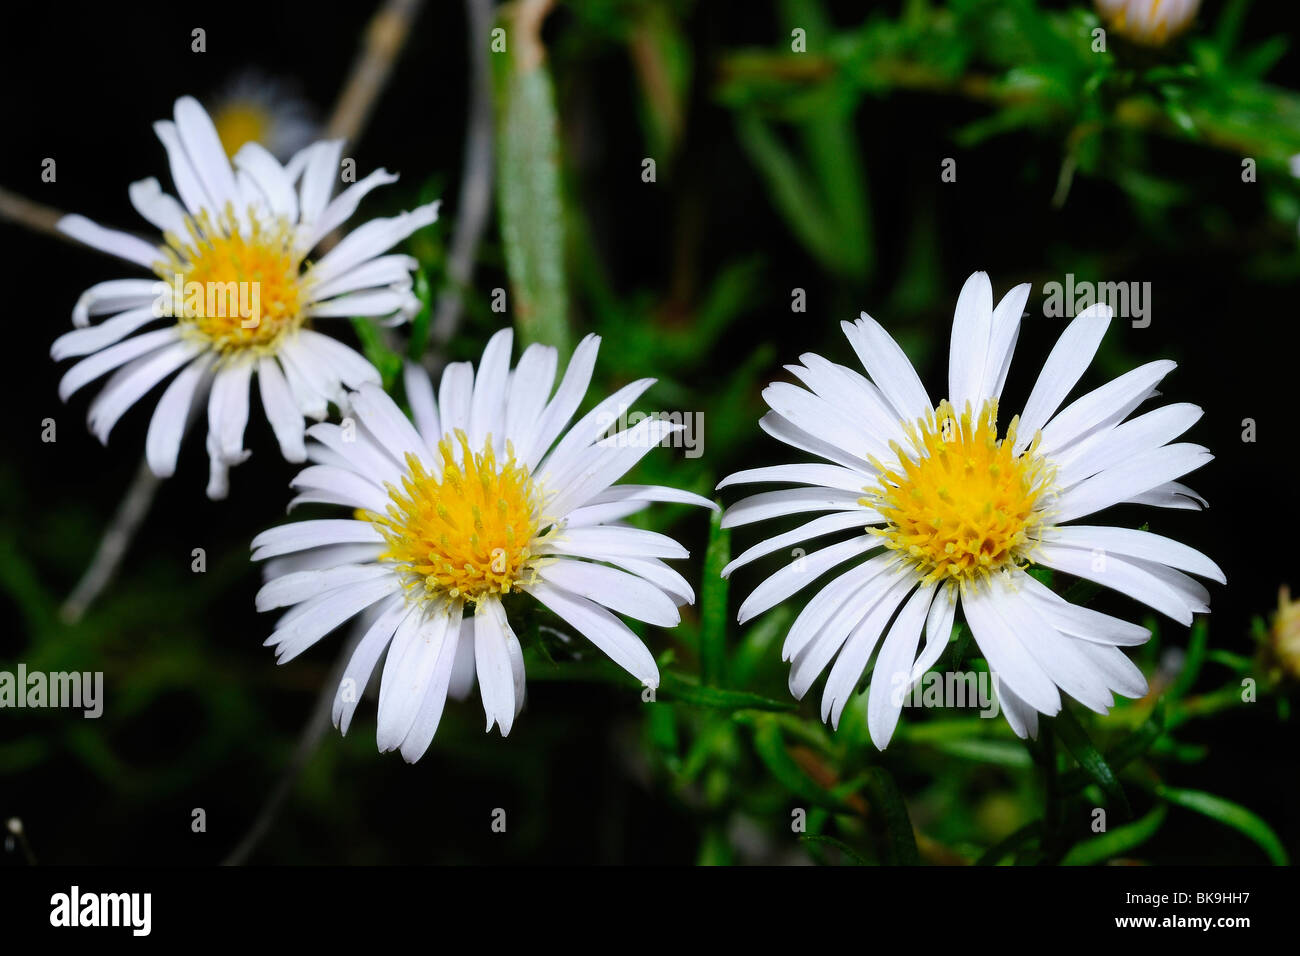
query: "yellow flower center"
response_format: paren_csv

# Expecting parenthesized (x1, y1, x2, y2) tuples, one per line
(865, 400, 1055, 586)
(363, 433, 546, 605)
(154, 207, 308, 355)
(212, 102, 272, 157)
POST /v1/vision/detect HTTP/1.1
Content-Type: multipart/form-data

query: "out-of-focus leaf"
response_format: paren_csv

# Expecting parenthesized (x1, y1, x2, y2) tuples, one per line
(1060, 804, 1167, 866)
(660, 673, 795, 712)
(1062, 707, 1165, 795)
(977, 821, 1043, 867)
(406, 269, 433, 361)
(1154, 785, 1289, 865)
(1167, 618, 1209, 701)
(751, 717, 844, 807)
(862, 767, 919, 865)
(349, 316, 402, 390)
(1054, 708, 1131, 818)
(1060, 577, 1103, 607)
(493, 6, 571, 353)
(801, 833, 868, 865)
(696, 825, 733, 865)
(931, 737, 1034, 768)
(728, 603, 792, 688)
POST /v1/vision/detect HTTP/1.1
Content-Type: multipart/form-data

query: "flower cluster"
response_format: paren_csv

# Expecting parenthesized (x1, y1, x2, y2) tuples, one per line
(51, 103, 1220, 763)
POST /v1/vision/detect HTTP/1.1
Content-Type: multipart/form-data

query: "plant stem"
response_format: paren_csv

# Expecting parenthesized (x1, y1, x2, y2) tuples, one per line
(59, 459, 160, 624)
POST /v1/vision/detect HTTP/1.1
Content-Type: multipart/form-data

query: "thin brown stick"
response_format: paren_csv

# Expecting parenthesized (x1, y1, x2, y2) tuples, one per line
(0, 184, 69, 243)
(60, 460, 162, 624)
(430, 0, 496, 350)
(221, 627, 363, 866)
(325, 0, 426, 147)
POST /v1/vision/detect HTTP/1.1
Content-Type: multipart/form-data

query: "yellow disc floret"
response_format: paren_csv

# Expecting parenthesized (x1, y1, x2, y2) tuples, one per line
(155, 206, 308, 355)
(364, 432, 545, 605)
(865, 399, 1055, 586)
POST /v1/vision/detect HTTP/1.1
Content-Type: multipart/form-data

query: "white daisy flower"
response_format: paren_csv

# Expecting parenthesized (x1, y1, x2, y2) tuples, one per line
(207, 71, 319, 162)
(251, 329, 715, 762)
(1095, 0, 1200, 46)
(718, 271, 1223, 749)
(52, 95, 439, 498)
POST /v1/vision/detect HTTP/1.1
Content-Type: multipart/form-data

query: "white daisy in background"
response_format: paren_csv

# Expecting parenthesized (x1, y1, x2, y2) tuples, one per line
(1095, 0, 1200, 46)
(207, 71, 319, 162)
(719, 271, 1222, 748)
(251, 329, 715, 762)
(52, 95, 439, 498)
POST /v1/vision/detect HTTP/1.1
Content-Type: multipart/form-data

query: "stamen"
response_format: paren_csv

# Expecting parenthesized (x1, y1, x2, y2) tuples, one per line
(154, 205, 308, 355)
(362, 432, 544, 605)
(865, 399, 1055, 586)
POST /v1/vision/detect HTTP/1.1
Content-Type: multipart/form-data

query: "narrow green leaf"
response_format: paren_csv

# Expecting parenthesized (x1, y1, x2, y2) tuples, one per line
(801, 834, 869, 866)
(699, 503, 730, 686)
(405, 269, 433, 361)
(1054, 708, 1131, 817)
(1060, 577, 1103, 607)
(734, 111, 842, 274)
(977, 821, 1043, 866)
(659, 672, 795, 712)
(349, 316, 402, 389)
(863, 767, 920, 866)
(931, 737, 1034, 768)
(1061, 804, 1167, 866)
(696, 825, 733, 866)
(493, 11, 571, 352)
(752, 718, 843, 807)
(1062, 707, 1165, 795)
(1167, 618, 1209, 701)
(1155, 785, 1289, 865)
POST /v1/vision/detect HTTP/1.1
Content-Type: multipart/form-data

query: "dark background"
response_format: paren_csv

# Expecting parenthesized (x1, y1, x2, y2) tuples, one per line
(0, 0, 1295, 864)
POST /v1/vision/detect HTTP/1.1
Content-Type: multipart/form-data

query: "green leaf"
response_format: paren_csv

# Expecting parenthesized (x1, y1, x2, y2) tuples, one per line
(405, 269, 433, 361)
(348, 316, 402, 389)
(699, 503, 730, 686)
(977, 822, 1043, 866)
(1060, 577, 1102, 607)
(735, 111, 840, 272)
(493, 10, 571, 353)
(751, 717, 844, 807)
(1062, 707, 1165, 795)
(1167, 618, 1209, 701)
(728, 604, 793, 688)
(801, 834, 868, 866)
(931, 737, 1033, 768)
(863, 767, 920, 865)
(1155, 786, 1289, 865)
(1053, 708, 1131, 818)
(1060, 804, 1167, 866)
(659, 673, 795, 712)
(696, 825, 733, 865)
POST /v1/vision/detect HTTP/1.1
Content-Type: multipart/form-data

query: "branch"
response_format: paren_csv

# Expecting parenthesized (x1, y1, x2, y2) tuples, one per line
(430, 0, 497, 351)
(0, 184, 69, 244)
(59, 460, 162, 624)
(221, 627, 362, 866)
(325, 0, 427, 147)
